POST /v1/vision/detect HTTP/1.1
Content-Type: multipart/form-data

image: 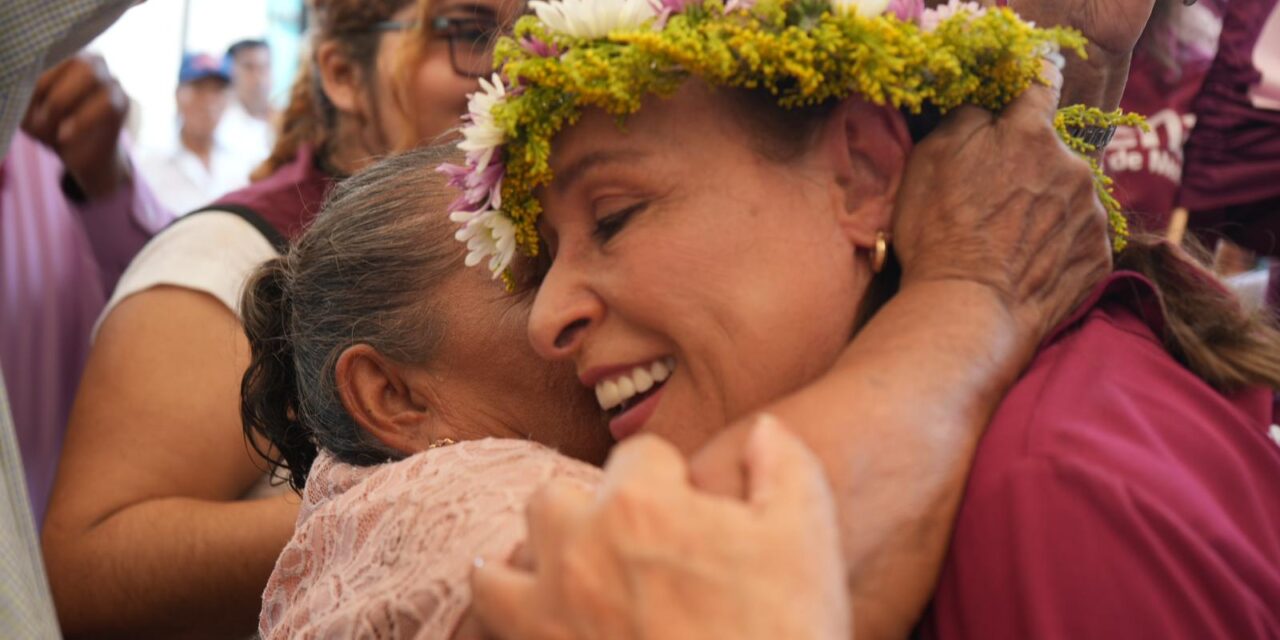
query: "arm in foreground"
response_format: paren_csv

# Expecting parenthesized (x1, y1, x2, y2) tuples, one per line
(41, 288, 299, 639)
(471, 418, 850, 640)
(691, 62, 1113, 639)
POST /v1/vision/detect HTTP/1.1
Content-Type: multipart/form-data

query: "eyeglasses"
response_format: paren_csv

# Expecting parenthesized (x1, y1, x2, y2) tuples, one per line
(374, 16, 501, 78)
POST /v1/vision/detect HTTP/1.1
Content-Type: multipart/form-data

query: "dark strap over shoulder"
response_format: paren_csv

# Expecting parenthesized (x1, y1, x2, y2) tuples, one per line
(161, 144, 334, 254)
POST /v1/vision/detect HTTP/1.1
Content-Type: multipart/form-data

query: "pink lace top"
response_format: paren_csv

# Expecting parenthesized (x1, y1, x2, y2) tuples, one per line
(259, 438, 603, 639)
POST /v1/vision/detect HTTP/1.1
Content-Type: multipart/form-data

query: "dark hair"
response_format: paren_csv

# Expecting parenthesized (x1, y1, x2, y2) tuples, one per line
(253, 0, 418, 180)
(227, 39, 270, 61)
(733, 91, 1280, 393)
(241, 144, 462, 491)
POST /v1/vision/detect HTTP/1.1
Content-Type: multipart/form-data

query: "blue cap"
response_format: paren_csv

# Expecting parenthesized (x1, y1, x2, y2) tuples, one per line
(178, 52, 231, 85)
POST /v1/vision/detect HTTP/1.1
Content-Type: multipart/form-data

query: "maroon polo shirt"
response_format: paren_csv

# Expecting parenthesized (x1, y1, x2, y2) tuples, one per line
(919, 272, 1280, 639)
(1181, 0, 1280, 256)
(1106, 13, 1218, 232)
(190, 143, 336, 248)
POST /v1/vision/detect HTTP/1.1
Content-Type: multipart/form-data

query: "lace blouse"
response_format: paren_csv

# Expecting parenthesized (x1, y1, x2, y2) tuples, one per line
(259, 438, 603, 639)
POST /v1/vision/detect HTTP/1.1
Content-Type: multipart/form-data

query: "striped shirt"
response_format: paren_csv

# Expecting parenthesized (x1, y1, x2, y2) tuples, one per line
(0, 130, 172, 525)
(0, 375, 60, 638)
(0, 0, 140, 158)
(1, 4, 144, 635)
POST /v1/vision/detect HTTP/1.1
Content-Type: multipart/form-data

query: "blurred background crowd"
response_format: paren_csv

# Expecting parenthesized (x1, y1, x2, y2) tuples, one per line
(93, 0, 304, 211)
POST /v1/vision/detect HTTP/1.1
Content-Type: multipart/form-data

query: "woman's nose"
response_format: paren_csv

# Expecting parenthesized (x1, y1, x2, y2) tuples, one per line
(528, 260, 602, 361)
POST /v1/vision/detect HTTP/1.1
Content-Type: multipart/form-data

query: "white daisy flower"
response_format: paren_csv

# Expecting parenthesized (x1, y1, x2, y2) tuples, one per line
(920, 0, 986, 32)
(830, 0, 891, 17)
(529, 0, 658, 40)
(455, 209, 518, 277)
(457, 74, 507, 171)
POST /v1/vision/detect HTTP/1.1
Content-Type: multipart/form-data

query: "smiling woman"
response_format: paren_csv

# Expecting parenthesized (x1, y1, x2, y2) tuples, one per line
(527, 85, 904, 450)
(447, 0, 1280, 637)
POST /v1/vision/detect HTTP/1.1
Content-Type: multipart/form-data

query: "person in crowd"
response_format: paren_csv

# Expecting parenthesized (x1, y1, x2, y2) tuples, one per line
(218, 39, 276, 168)
(4, 54, 172, 527)
(1105, 0, 1222, 232)
(1181, 0, 1280, 403)
(0, 1, 161, 637)
(423, 0, 1271, 637)
(41, 0, 528, 636)
(137, 52, 253, 213)
(1181, 0, 1280, 257)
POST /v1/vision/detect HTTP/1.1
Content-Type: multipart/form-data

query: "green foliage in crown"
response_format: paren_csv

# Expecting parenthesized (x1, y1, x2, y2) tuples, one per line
(442, 0, 1143, 285)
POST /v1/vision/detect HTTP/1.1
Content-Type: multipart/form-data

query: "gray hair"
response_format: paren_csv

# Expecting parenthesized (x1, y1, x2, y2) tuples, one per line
(240, 144, 461, 491)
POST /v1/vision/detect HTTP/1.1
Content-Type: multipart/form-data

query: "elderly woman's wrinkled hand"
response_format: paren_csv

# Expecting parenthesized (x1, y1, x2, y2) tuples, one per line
(470, 416, 850, 640)
(892, 61, 1112, 341)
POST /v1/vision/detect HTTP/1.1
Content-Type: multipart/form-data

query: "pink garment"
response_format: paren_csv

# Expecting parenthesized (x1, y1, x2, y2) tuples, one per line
(0, 130, 172, 525)
(260, 439, 603, 639)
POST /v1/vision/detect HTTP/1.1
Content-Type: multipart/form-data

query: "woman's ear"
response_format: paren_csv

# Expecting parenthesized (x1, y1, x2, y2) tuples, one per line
(822, 97, 913, 249)
(334, 344, 435, 455)
(315, 41, 366, 117)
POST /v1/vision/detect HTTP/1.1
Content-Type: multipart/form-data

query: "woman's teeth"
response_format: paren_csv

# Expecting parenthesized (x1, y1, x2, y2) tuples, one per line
(595, 357, 675, 411)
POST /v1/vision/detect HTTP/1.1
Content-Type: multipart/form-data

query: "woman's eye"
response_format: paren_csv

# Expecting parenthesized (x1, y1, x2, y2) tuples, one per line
(456, 23, 496, 43)
(593, 203, 645, 242)
(432, 16, 499, 44)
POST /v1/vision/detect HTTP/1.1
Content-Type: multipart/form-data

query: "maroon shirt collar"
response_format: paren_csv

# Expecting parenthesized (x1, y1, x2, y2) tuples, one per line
(1039, 270, 1179, 351)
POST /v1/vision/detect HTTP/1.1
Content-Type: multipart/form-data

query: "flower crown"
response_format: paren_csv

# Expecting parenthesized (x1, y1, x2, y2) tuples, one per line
(440, 0, 1142, 285)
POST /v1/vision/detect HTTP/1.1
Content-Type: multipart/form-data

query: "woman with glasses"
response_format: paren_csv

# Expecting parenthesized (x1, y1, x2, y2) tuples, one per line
(40, 0, 523, 636)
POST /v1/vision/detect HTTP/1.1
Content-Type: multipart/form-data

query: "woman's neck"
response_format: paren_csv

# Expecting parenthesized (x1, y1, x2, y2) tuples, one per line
(180, 128, 215, 168)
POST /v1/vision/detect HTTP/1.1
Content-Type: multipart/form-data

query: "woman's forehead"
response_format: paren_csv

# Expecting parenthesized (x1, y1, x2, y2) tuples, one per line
(549, 89, 743, 179)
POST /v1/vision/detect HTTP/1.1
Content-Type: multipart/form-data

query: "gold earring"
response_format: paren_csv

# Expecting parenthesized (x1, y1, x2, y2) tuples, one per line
(871, 231, 889, 274)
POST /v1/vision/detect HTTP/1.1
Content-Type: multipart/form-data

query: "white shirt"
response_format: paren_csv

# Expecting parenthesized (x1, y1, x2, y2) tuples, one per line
(1223, 266, 1274, 313)
(217, 100, 274, 172)
(98, 210, 277, 330)
(137, 138, 253, 214)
